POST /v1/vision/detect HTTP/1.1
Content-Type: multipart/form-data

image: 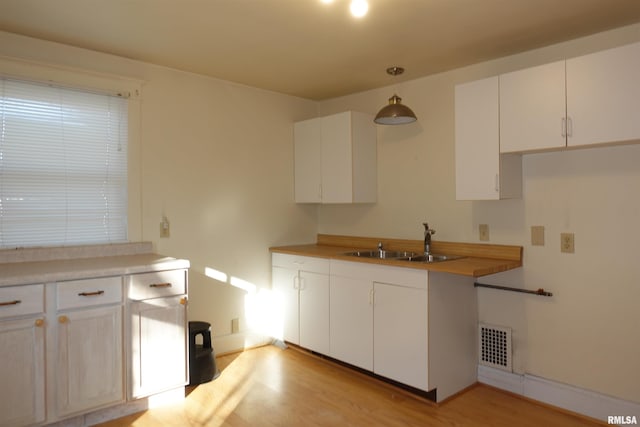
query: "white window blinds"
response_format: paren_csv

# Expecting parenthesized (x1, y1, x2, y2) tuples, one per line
(0, 78, 128, 248)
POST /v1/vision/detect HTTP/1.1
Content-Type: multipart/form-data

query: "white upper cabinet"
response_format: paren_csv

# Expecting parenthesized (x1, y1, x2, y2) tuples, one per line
(566, 41, 640, 147)
(499, 42, 640, 153)
(455, 76, 522, 200)
(499, 60, 567, 153)
(294, 111, 377, 204)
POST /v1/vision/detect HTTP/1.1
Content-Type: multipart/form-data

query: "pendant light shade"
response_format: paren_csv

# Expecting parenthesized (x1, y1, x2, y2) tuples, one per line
(374, 94, 417, 125)
(374, 67, 417, 125)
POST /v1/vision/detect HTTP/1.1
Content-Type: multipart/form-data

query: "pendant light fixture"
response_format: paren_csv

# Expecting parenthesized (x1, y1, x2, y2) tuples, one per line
(374, 66, 417, 125)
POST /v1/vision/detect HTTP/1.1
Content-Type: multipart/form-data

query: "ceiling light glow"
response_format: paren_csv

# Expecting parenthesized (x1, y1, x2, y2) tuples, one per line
(350, 0, 368, 18)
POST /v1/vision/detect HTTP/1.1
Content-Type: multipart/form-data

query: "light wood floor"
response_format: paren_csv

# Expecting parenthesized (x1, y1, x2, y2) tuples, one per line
(96, 345, 603, 426)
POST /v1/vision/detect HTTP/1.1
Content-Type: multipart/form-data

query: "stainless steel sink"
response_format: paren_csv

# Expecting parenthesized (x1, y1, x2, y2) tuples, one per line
(343, 250, 419, 259)
(401, 253, 463, 263)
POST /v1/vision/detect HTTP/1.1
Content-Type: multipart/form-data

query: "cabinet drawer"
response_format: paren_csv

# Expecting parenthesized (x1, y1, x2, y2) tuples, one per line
(0, 284, 44, 319)
(272, 253, 330, 274)
(57, 277, 123, 311)
(128, 269, 187, 300)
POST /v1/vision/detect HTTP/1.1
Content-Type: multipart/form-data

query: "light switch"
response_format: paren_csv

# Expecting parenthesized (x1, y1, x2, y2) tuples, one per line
(479, 224, 489, 241)
(531, 226, 545, 246)
(160, 216, 170, 238)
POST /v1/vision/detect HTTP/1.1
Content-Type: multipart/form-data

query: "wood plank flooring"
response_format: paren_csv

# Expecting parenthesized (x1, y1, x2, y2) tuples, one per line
(95, 345, 603, 426)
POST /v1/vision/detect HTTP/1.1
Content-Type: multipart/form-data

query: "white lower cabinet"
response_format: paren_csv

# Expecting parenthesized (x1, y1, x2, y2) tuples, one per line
(127, 269, 188, 399)
(327, 259, 477, 401)
(272, 253, 330, 355)
(0, 284, 46, 427)
(55, 277, 124, 417)
(272, 254, 478, 401)
(56, 304, 124, 416)
(330, 261, 429, 390)
(0, 265, 189, 426)
(373, 281, 428, 391)
(329, 274, 373, 370)
(129, 296, 188, 398)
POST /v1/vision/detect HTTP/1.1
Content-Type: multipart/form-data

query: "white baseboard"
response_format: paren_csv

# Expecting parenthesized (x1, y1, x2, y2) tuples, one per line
(478, 365, 640, 423)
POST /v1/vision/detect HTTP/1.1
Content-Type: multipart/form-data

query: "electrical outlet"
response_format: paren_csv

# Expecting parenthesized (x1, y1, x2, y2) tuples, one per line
(531, 226, 545, 246)
(560, 232, 575, 253)
(159, 216, 170, 238)
(479, 224, 490, 241)
(231, 318, 240, 334)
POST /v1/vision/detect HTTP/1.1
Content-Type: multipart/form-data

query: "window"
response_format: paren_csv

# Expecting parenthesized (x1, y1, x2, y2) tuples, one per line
(0, 78, 128, 248)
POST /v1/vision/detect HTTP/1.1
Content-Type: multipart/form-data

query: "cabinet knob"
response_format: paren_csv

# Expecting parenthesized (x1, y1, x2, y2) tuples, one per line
(58, 315, 69, 324)
(179, 297, 187, 305)
(35, 318, 44, 327)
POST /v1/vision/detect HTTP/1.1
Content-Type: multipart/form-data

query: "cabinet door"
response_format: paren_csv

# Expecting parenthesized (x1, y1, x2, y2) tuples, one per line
(500, 60, 566, 153)
(329, 275, 373, 371)
(294, 118, 322, 203)
(0, 317, 45, 427)
(567, 42, 640, 147)
(321, 111, 354, 203)
(298, 271, 329, 355)
(57, 305, 124, 416)
(455, 77, 522, 200)
(455, 76, 499, 200)
(272, 266, 299, 345)
(373, 282, 428, 391)
(129, 295, 187, 399)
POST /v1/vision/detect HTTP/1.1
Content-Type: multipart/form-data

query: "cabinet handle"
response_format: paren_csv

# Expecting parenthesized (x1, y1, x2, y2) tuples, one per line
(567, 117, 573, 137)
(35, 318, 44, 327)
(494, 174, 500, 192)
(298, 277, 305, 291)
(369, 289, 375, 306)
(58, 315, 69, 324)
(149, 283, 172, 288)
(179, 297, 187, 305)
(0, 299, 21, 307)
(78, 290, 105, 297)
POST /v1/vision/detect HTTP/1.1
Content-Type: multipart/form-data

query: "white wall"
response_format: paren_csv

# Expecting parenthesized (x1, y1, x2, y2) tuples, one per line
(317, 23, 640, 404)
(0, 31, 319, 354)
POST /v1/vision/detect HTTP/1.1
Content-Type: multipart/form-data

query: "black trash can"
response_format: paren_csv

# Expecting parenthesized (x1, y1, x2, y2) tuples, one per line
(188, 321, 220, 385)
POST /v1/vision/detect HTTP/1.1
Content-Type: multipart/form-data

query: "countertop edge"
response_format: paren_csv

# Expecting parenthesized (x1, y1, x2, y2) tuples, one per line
(0, 254, 190, 287)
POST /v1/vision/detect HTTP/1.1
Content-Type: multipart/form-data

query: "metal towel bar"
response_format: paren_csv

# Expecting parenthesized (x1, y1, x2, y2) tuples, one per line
(474, 282, 553, 297)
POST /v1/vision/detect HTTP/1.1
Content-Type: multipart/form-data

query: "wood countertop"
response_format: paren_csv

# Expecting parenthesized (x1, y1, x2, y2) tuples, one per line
(270, 234, 522, 278)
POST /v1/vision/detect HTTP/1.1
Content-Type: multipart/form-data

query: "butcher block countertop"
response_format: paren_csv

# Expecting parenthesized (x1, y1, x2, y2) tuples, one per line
(270, 234, 522, 278)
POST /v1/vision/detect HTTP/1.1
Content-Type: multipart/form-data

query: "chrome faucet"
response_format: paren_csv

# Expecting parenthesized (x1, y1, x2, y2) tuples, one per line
(423, 223, 436, 255)
(377, 242, 384, 256)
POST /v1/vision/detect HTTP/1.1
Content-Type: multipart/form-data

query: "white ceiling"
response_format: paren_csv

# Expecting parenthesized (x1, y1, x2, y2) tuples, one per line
(1, 0, 639, 100)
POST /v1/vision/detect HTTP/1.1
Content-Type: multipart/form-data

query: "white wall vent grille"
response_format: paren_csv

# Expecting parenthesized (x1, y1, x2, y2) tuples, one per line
(479, 323, 512, 372)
